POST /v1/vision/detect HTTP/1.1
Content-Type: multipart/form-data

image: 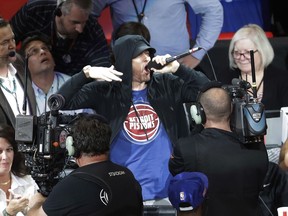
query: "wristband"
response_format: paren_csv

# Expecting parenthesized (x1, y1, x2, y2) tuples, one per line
(83, 65, 91, 78)
(2, 209, 13, 216)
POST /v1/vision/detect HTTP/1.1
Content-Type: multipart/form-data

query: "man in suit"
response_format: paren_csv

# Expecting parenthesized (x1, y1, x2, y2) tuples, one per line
(0, 17, 36, 128)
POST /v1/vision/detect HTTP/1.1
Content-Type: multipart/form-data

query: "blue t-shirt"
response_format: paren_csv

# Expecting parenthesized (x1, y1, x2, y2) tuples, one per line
(110, 88, 172, 200)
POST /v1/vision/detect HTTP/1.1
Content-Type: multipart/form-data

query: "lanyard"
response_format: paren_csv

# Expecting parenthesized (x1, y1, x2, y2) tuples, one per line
(0, 78, 21, 114)
(132, 0, 148, 23)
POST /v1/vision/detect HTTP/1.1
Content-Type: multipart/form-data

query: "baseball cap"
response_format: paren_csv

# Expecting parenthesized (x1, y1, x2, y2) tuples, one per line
(168, 172, 208, 211)
(132, 38, 156, 58)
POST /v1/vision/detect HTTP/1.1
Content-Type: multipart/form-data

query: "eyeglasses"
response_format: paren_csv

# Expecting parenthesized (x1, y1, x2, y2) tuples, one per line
(27, 46, 51, 57)
(232, 50, 258, 60)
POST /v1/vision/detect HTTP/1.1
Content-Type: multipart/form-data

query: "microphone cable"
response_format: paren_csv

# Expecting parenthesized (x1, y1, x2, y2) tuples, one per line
(131, 101, 149, 141)
(202, 48, 218, 81)
(259, 195, 275, 216)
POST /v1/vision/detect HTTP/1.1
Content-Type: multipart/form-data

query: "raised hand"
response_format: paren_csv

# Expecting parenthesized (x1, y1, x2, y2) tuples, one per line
(84, 65, 123, 82)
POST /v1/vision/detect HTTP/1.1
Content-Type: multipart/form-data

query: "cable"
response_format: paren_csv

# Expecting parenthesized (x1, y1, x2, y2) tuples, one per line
(259, 195, 275, 216)
(131, 101, 149, 141)
(202, 48, 218, 81)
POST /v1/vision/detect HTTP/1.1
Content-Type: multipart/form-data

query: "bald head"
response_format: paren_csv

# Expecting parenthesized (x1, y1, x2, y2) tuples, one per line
(199, 88, 232, 123)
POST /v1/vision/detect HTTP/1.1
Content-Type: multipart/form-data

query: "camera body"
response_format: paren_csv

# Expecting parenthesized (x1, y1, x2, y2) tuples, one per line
(223, 83, 267, 144)
(16, 111, 76, 196)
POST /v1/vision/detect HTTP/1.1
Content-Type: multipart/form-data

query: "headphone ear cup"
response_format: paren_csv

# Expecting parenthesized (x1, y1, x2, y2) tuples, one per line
(190, 103, 206, 125)
(66, 136, 75, 156)
(55, 7, 62, 17)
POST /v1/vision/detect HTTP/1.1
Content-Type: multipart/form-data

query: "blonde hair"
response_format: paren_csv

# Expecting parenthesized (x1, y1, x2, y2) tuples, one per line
(228, 24, 274, 69)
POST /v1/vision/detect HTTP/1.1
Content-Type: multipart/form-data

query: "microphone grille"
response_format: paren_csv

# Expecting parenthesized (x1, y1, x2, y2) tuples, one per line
(8, 51, 16, 57)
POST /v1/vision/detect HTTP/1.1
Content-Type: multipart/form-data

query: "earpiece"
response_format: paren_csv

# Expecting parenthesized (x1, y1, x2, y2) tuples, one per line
(55, 0, 67, 17)
(55, 8, 62, 17)
(190, 81, 223, 125)
(64, 113, 109, 157)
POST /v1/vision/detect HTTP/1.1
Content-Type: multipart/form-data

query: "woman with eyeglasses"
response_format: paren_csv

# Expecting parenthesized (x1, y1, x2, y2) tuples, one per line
(227, 24, 288, 110)
(226, 24, 288, 216)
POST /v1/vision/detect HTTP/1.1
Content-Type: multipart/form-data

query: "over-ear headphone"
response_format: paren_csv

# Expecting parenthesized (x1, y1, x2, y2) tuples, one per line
(190, 81, 223, 125)
(65, 113, 109, 157)
(55, 0, 67, 17)
(66, 135, 74, 156)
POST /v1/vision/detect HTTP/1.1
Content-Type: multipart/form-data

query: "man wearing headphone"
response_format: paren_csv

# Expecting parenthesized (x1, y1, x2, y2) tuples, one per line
(10, 0, 110, 76)
(169, 82, 268, 216)
(27, 114, 143, 215)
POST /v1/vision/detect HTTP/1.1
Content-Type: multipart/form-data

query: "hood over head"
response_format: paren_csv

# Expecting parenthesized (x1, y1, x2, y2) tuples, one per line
(113, 35, 156, 86)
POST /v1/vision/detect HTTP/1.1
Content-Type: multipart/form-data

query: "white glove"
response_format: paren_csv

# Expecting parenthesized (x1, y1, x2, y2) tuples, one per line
(150, 54, 180, 73)
(84, 65, 123, 82)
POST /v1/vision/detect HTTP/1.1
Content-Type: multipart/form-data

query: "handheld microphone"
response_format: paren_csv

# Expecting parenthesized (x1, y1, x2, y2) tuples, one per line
(147, 47, 202, 70)
(0, 51, 16, 58)
(48, 94, 66, 111)
(8, 51, 16, 57)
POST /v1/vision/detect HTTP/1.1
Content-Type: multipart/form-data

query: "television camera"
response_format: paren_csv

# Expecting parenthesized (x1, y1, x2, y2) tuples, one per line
(15, 94, 77, 196)
(223, 78, 267, 144)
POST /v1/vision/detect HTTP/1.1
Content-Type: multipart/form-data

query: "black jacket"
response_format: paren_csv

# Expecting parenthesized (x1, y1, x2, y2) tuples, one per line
(58, 35, 209, 145)
(259, 162, 288, 216)
(169, 128, 268, 216)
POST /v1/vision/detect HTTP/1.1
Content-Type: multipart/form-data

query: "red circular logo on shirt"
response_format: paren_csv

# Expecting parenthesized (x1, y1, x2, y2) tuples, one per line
(123, 104, 160, 142)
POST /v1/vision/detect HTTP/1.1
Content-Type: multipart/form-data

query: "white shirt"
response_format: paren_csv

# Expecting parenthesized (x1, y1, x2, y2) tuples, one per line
(0, 64, 31, 116)
(0, 173, 38, 216)
(32, 72, 94, 116)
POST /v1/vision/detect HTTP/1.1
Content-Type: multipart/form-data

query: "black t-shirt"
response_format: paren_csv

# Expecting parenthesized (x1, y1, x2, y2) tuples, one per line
(43, 161, 143, 216)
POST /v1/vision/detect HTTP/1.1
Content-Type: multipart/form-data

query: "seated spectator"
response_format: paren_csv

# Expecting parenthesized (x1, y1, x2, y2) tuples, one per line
(168, 172, 208, 216)
(223, 24, 288, 164)
(20, 35, 94, 116)
(223, 24, 288, 110)
(0, 124, 38, 216)
(10, 0, 111, 75)
(27, 114, 143, 215)
(169, 83, 268, 216)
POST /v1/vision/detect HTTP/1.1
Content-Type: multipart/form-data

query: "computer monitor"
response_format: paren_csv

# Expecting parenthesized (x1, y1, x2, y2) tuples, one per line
(265, 110, 281, 147)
